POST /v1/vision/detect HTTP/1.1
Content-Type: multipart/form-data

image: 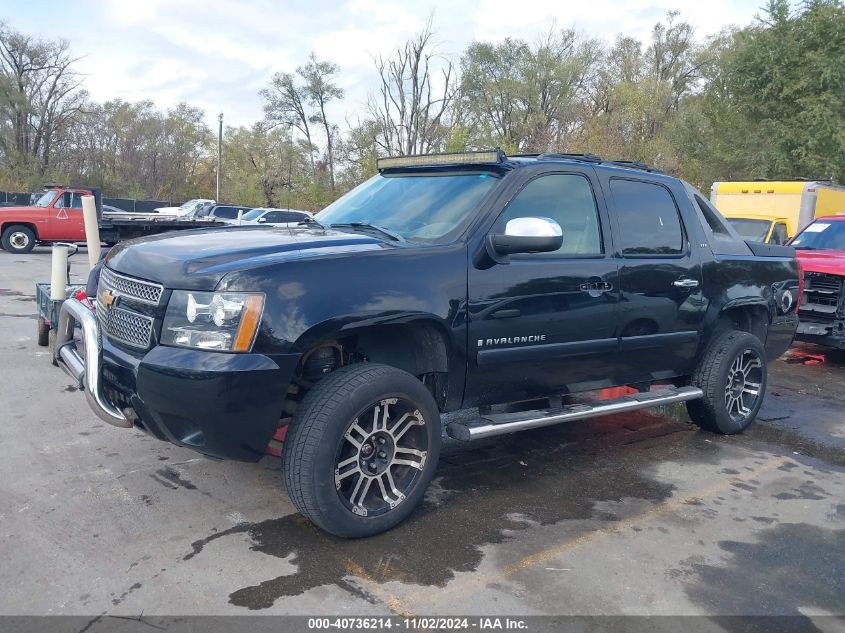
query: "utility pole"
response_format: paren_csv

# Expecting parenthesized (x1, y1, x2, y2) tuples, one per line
(216, 112, 223, 201)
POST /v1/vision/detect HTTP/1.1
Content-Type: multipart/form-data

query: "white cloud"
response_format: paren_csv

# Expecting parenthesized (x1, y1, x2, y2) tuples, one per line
(13, 0, 761, 129)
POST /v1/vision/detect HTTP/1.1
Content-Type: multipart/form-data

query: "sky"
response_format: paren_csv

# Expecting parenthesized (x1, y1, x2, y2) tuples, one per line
(4, 0, 763, 130)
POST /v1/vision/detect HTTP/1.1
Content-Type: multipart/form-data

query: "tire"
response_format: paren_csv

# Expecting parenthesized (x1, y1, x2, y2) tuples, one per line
(1, 225, 36, 254)
(283, 363, 441, 538)
(686, 330, 767, 434)
(48, 329, 58, 367)
(37, 316, 50, 346)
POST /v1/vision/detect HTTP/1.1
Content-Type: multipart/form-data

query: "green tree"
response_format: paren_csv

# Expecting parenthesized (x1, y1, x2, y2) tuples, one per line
(460, 28, 600, 152)
(677, 1, 845, 188)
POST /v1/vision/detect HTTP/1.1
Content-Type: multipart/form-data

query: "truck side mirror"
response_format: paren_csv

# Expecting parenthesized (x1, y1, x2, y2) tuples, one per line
(257, 217, 266, 223)
(486, 217, 563, 263)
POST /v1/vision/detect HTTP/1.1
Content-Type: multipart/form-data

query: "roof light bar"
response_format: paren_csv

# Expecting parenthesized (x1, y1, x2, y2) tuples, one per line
(377, 149, 504, 171)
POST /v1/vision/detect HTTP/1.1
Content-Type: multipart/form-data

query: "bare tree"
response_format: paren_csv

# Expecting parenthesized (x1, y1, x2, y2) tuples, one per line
(368, 20, 456, 156)
(300, 52, 343, 190)
(0, 22, 86, 173)
(261, 53, 343, 189)
(260, 72, 316, 174)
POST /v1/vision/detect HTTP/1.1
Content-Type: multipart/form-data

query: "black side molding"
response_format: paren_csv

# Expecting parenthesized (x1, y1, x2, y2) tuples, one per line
(619, 330, 699, 351)
(745, 241, 796, 258)
(477, 338, 617, 366)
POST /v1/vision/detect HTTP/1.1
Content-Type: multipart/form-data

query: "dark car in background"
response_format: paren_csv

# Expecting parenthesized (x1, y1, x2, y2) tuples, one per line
(240, 208, 312, 227)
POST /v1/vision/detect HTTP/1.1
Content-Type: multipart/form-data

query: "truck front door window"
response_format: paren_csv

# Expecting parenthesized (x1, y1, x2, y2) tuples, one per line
(502, 174, 602, 258)
(34, 191, 57, 207)
(771, 223, 788, 245)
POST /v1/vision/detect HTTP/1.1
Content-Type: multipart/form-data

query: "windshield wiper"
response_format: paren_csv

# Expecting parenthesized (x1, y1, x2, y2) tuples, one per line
(329, 222, 405, 242)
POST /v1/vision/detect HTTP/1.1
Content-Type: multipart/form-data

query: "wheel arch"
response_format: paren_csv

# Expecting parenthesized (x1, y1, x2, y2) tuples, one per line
(1, 221, 39, 240)
(292, 316, 455, 408)
(715, 300, 772, 345)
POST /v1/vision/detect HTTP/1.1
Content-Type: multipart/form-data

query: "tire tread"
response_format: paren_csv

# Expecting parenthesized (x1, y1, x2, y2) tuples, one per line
(283, 363, 423, 534)
(687, 329, 765, 434)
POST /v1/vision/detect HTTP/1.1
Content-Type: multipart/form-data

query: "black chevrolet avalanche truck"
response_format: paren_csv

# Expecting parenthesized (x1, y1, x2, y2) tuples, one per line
(55, 150, 800, 537)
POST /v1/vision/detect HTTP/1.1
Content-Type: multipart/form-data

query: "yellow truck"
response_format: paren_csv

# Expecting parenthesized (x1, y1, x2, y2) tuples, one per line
(710, 180, 845, 243)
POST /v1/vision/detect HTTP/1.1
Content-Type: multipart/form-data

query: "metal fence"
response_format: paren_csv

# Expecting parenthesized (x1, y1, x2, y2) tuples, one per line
(0, 191, 178, 212)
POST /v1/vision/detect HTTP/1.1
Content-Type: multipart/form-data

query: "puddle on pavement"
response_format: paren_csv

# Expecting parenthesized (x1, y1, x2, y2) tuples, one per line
(183, 408, 726, 610)
(179, 394, 839, 612)
(682, 523, 845, 622)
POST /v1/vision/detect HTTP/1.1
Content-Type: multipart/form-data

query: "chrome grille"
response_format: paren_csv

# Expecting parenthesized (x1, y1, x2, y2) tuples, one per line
(97, 305, 153, 349)
(100, 267, 163, 306)
(800, 272, 843, 321)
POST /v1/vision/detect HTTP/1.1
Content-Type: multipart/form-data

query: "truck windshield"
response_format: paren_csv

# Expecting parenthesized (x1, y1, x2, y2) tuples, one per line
(241, 209, 266, 221)
(34, 191, 57, 207)
(728, 218, 771, 242)
(791, 221, 845, 250)
(316, 172, 500, 242)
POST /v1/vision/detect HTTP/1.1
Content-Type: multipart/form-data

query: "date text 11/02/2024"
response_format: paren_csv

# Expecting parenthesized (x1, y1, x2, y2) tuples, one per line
(307, 617, 528, 629)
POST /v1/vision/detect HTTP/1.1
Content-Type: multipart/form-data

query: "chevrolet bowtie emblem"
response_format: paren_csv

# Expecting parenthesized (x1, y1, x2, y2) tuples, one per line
(100, 289, 117, 309)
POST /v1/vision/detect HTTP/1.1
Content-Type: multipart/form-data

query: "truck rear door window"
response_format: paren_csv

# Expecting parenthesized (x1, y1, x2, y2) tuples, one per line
(610, 179, 684, 256)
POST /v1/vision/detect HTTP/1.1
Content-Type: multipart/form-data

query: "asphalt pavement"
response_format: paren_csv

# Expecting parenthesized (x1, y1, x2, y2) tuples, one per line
(0, 247, 842, 626)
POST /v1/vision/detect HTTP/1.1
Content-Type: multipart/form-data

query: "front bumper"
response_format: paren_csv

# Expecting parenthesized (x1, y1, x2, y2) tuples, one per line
(795, 320, 845, 350)
(55, 298, 300, 461)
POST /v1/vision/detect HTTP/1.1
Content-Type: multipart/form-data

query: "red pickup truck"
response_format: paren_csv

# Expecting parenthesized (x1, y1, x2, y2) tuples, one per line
(0, 186, 97, 253)
(0, 185, 222, 254)
(791, 215, 845, 349)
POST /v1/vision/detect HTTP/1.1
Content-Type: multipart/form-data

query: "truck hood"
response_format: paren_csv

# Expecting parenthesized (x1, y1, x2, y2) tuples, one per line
(105, 225, 396, 289)
(796, 250, 845, 276)
(0, 205, 37, 213)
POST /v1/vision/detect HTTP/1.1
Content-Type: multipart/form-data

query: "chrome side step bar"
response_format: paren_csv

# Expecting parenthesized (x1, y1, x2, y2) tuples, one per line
(446, 386, 703, 441)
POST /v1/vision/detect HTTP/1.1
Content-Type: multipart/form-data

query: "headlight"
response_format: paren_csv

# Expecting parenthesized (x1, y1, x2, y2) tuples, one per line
(162, 291, 265, 352)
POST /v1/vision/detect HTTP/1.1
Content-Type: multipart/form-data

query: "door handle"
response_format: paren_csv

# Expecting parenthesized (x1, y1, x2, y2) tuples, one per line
(490, 309, 521, 319)
(579, 281, 613, 293)
(673, 278, 700, 289)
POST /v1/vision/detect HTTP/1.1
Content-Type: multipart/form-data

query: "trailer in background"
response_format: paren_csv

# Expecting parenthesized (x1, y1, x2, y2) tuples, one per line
(0, 184, 223, 254)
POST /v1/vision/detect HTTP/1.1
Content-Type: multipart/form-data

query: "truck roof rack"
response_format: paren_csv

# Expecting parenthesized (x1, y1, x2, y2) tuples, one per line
(604, 160, 665, 174)
(522, 152, 664, 173)
(376, 149, 665, 174)
(537, 152, 603, 163)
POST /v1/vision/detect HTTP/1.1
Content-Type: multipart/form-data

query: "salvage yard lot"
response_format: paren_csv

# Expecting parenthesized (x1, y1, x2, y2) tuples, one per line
(0, 249, 843, 618)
